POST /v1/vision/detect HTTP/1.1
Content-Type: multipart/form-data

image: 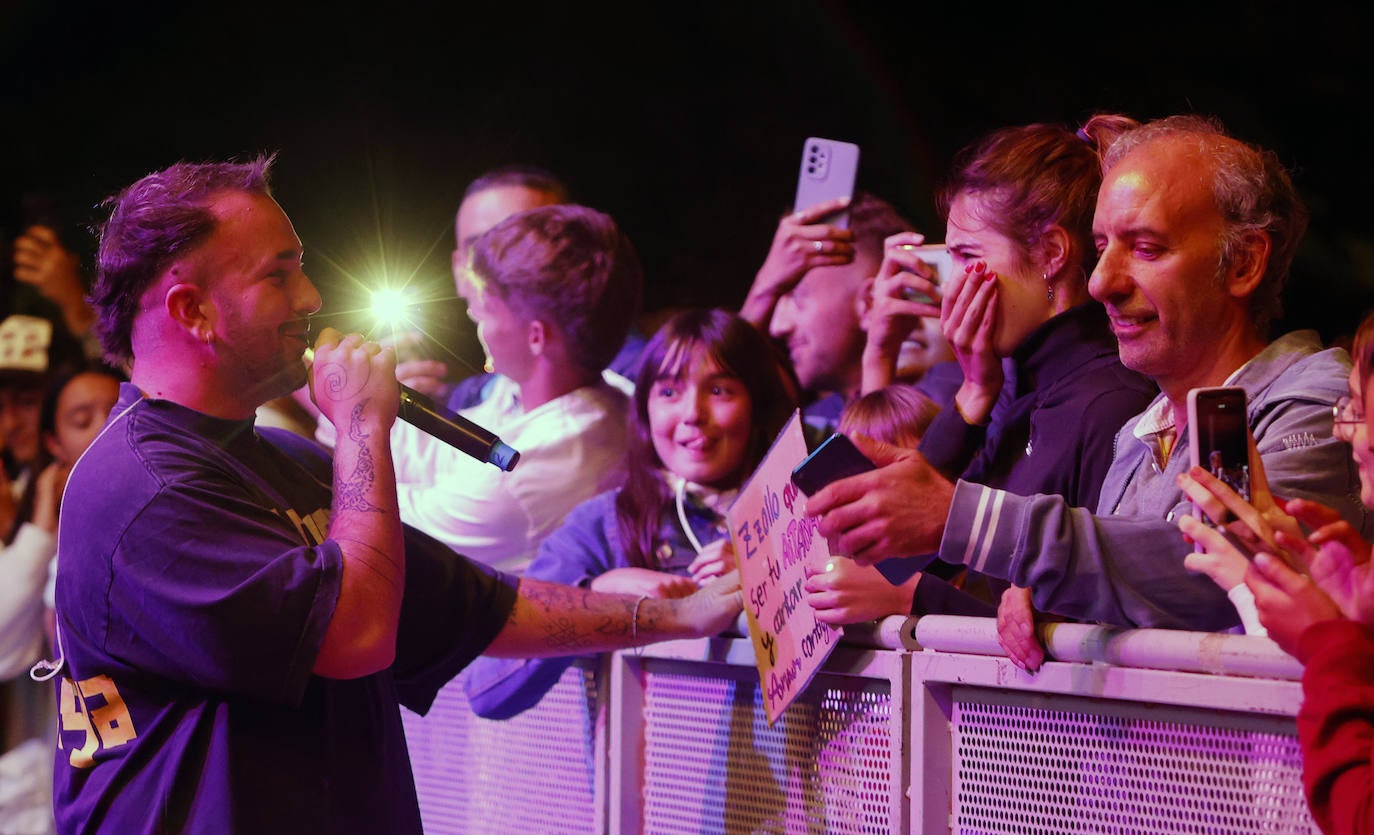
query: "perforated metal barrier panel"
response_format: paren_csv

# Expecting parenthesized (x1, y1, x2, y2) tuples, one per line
(948, 688, 1315, 835)
(401, 664, 602, 834)
(634, 664, 899, 834)
(399, 624, 1317, 834)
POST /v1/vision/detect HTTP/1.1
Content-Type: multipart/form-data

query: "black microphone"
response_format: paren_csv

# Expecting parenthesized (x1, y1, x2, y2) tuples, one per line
(396, 384, 521, 472)
(303, 346, 520, 472)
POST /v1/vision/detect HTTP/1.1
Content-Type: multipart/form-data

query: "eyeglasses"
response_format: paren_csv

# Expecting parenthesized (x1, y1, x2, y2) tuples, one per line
(1333, 395, 1365, 437)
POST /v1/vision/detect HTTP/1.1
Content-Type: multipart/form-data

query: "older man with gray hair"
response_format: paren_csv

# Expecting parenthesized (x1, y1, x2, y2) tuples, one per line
(805, 116, 1367, 667)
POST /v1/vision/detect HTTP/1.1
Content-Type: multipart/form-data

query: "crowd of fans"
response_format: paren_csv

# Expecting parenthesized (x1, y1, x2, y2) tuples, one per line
(3, 112, 1372, 833)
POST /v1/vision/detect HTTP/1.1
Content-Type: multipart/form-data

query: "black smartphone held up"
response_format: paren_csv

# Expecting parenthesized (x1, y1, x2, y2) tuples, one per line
(791, 432, 876, 497)
(793, 137, 860, 229)
(1187, 386, 1251, 526)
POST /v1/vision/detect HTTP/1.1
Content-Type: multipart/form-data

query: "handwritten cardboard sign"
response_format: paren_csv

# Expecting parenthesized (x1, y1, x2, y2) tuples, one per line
(728, 410, 841, 723)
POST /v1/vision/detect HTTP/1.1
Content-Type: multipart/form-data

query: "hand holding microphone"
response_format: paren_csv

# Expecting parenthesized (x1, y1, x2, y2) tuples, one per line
(308, 328, 400, 436)
(305, 330, 520, 472)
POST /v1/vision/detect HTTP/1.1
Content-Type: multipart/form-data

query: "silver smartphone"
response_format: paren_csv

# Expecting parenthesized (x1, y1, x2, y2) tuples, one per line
(898, 243, 950, 306)
(793, 137, 860, 228)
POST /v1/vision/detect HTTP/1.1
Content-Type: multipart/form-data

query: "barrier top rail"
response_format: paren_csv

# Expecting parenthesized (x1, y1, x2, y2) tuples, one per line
(731, 612, 1302, 680)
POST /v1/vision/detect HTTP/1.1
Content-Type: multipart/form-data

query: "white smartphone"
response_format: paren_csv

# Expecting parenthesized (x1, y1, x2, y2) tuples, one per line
(793, 137, 860, 228)
(1187, 386, 1251, 526)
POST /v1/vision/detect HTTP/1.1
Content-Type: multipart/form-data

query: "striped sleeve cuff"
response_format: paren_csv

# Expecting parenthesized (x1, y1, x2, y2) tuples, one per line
(941, 480, 1011, 574)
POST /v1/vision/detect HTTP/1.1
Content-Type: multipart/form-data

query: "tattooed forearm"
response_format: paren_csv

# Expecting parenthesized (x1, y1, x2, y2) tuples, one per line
(540, 616, 599, 652)
(523, 579, 632, 652)
(593, 616, 624, 639)
(335, 401, 382, 513)
(489, 574, 739, 659)
(485, 576, 716, 659)
(520, 579, 595, 613)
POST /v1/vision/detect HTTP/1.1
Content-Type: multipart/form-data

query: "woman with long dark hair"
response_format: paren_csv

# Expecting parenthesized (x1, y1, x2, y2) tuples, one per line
(465, 308, 796, 718)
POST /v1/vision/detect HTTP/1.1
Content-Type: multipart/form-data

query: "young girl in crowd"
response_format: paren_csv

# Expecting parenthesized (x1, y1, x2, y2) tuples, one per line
(808, 116, 1159, 626)
(464, 308, 796, 719)
(1178, 309, 1374, 835)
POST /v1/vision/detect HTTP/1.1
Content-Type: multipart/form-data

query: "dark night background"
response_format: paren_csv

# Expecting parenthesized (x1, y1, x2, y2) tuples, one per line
(4, 1, 1373, 379)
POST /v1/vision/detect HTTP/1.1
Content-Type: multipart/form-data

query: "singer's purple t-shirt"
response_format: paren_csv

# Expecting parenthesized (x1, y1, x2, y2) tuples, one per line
(52, 383, 517, 834)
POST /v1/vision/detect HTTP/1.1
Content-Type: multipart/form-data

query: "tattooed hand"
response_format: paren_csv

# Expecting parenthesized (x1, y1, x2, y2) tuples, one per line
(309, 327, 399, 435)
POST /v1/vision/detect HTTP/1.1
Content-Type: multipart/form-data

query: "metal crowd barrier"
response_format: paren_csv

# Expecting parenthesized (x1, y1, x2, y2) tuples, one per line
(402, 615, 1315, 834)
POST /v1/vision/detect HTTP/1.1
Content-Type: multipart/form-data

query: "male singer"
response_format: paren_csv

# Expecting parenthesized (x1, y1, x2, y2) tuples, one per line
(49, 155, 741, 834)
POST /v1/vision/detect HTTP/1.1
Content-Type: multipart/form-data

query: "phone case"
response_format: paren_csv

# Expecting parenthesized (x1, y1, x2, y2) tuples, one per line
(1187, 386, 1251, 519)
(791, 432, 876, 497)
(793, 137, 860, 229)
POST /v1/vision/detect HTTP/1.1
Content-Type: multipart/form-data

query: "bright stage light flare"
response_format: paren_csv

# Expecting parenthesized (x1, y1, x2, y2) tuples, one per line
(369, 286, 414, 328)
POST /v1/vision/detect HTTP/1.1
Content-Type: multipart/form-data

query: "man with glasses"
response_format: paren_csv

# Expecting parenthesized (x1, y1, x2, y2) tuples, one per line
(806, 116, 1369, 657)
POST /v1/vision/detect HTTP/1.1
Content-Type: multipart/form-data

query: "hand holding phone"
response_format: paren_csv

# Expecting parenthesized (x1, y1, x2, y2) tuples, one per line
(791, 433, 876, 497)
(793, 137, 860, 229)
(895, 243, 950, 307)
(1187, 386, 1251, 526)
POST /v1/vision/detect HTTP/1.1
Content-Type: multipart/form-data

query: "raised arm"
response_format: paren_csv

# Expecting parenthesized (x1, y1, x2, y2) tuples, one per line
(309, 330, 405, 679)
(860, 232, 943, 393)
(739, 198, 854, 329)
(12, 224, 96, 341)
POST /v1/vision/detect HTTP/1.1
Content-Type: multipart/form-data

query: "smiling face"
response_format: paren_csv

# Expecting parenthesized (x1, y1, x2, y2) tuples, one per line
(945, 191, 1055, 356)
(1088, 138, 1243, 398)
(194, 190, 321, 407)
(647, 344, 754, 489)
(769, 249, 878, 397)
(892, 313, 952, 382)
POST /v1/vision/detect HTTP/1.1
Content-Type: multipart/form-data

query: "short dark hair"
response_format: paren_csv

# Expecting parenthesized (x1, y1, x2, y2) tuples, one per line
(463, 164, 569, 203)
(92, 155, 276, 365)
(1103, 116, 1308, 334)
(468, 204, 642, 373)
(847, 191, 918, 260)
